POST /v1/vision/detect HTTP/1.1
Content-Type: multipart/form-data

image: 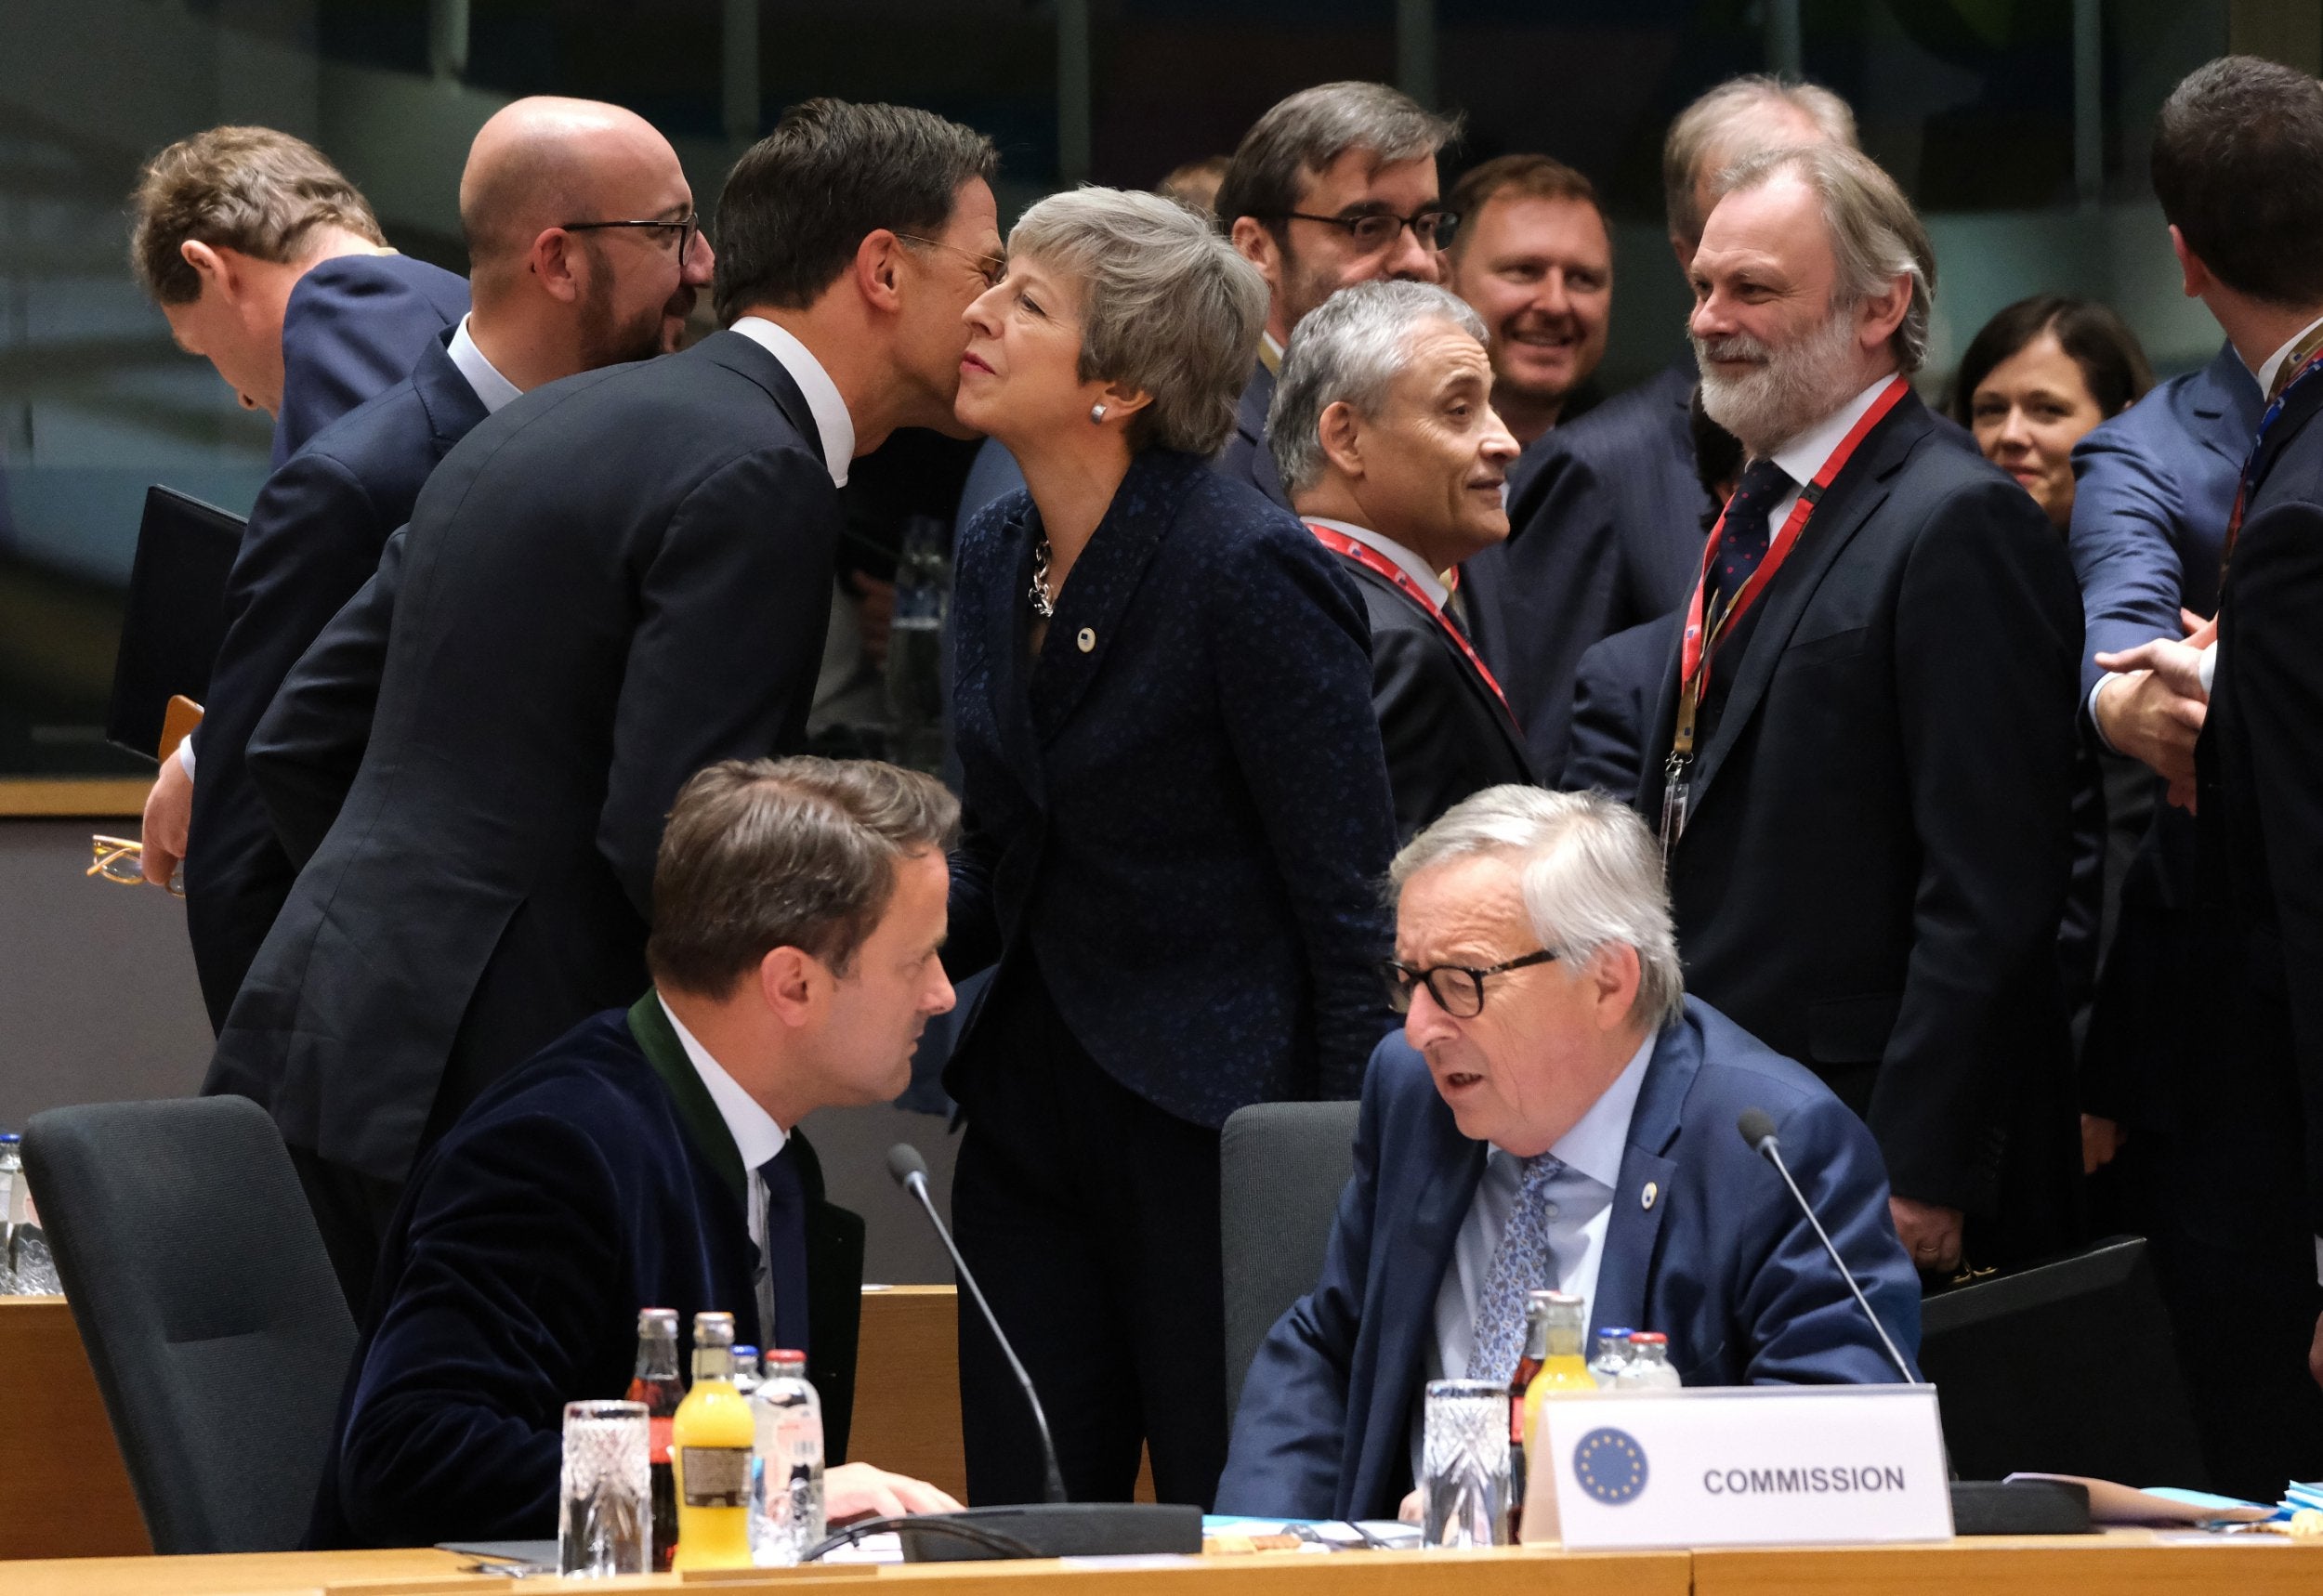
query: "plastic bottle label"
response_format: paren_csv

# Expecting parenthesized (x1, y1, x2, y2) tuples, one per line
(680, 1446, 752, 1508)
(649, 1418, 674, 1466)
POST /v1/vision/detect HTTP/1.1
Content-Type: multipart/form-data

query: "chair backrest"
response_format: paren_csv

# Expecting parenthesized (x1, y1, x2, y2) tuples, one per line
(23, 1096, 357, 1553)
(1219, 1099, 1361, 1423)
(1918, 1235, 2207, 1487)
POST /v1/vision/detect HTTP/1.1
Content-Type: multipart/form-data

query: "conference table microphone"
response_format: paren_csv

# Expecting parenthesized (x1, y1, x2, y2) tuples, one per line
(880, 1145, 1200, 1561)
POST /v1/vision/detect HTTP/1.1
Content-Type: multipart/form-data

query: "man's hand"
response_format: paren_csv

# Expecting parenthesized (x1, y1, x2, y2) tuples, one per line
(2080, 1113, 2127, 1176)
(139, 754, 194, 887)
(1889, 1197, 1965, 1275)
(2094, 613, 2219, 809)
(2310, 1309, 2323, 1393)
(1398, 1485, 1424, 1524)
(825, 1461, 964, 1524)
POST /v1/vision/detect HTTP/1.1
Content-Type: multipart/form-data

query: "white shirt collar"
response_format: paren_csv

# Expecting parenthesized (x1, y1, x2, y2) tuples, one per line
(2252, 312, 2323, 399)
(1767, 374, 1896, 491)
(446, 314, 522, 414)
(657, 993, 789, 1171)
(1500, 1028, 1656, 1190)
(1304, 516, 1450, 608)
(726, 317, 857, 487)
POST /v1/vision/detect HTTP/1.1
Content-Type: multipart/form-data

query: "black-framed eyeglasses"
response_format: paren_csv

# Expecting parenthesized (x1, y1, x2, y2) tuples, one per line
(1271, 207, 1460, 253)
(896, 233, 1007, 290)
(1379, 948, 1558, 1017)
(560, 215, 702, 261)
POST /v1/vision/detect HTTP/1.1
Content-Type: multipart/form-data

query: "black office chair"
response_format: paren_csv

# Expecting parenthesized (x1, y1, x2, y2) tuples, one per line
(1919, 1235, 2208, 1488)
(23, 1096, 357, 1552)
(1218, 1099, 1361, 1423)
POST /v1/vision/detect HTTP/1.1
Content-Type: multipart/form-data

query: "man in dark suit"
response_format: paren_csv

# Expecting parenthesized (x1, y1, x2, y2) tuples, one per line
(1271, 280, 1534, 836)
(1641, 144, 2082, 1279)
(2091, 55, 2323, 1498)
(1463, 76, 1857, 783)
(314, 758, 963, 1548)
(1214, 82, 1458, 509)
(210, 100, 1004, 1306)
(165, 98, 714, 1040)
(1216, 788, 1918, 1520)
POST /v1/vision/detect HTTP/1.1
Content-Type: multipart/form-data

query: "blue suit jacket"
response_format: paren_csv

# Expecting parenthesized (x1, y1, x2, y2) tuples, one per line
(273, 254, 468, 467)
(946, 448, 1399, 1122)
(1214, 999, 1922, 1521)
(310, 996, 863, 1548)
(183, 330, 489, 1030)
(1213, 361, 1292, 510)
(2067, 341, 2260, 698)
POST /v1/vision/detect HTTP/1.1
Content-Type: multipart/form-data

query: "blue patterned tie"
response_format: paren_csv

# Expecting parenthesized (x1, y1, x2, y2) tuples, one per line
(1466, 1153, 1573, 1383)
(1709, 459, 1797, 616)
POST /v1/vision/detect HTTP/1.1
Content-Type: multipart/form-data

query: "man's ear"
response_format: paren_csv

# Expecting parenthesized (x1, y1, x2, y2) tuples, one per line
(1229, 216, 1284, 294)
(1316, 399, 1365, 478)
(1592, 943, 1644, 1030)
(1857, 272, 1911, 357)
(2168, 225, 2211, 300)
(178, 239, 232, 299)
(530, 229, 585, 306)
(755, 946, 820, 1028)
(854, 229, 909, 314)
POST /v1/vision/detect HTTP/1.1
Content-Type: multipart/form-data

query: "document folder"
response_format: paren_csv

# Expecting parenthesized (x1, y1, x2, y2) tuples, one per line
(105, 485, 243, 760)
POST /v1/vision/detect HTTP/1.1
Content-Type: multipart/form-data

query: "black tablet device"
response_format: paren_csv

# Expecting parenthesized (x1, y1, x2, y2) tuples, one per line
(104, 485, 244, 760)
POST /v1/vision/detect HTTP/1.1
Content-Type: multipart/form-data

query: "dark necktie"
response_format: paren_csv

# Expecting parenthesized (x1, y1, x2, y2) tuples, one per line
(1710, 459, 1797, 617)
(755, 1147, 808, 1356)
(1442, 580, 1474, 639)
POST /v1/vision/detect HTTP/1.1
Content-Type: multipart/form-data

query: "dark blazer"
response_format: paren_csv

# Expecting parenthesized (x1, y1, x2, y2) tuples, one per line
(1213, 361, 1293, 510)
(274, 254, 469, 467)
(1214, 1000, 1923, 1521)
(2194, 369, 2323, 1243)
(1333, 547, 1534, 838)
(1635, 390, 2083, 1265)
(1462, 359, 1711, 784)
(214, 332, 839, 1185)
(308, 995, 864, 1549)
(946, 448, 1399, 1123)
(1562, 609, 1683, 802)
(182, 331, 489, 1030)
(2067, 341, 2261, 699)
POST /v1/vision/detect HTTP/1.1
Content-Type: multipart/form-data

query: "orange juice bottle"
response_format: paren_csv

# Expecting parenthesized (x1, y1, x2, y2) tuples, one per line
(1517, 1290, 1595, 1543)
(671, 1311, 755, 1571)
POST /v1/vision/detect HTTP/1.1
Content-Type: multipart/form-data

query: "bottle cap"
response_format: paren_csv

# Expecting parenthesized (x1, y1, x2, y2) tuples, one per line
(765, 1349, 807, 1369)
(733, 1345, 758, 1359)
(1627, 1331, 1667, 1344)
(637, 1306, 677, 1331)
(1597, 1326, 1634, 1340)
(693, 1310, 736, 1346)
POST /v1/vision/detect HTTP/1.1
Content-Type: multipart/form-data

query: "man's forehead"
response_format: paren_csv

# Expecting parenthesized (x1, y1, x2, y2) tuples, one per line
(1396, 323, 1490, 386)
(1476, 192, 1608, 251)
(1299, 148, 1437, 207)
(1398, 856, 1526, 946)
(1697, 180, 1828, 273)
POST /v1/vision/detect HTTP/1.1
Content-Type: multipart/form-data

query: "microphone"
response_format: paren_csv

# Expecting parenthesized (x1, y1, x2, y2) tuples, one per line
(1734, 1108, 1917, 1385)
(886, 1144, 1068, 1504)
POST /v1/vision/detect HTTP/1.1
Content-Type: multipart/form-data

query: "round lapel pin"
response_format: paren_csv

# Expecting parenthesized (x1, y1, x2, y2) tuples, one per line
(1076, 626, 1096, 653)
(1641, 1181, 1659, 1210)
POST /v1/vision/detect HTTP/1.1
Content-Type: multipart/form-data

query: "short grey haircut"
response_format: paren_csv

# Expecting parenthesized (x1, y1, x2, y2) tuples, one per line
(1008, 186, 1268, 456)
(1389, 786, 1685, 1031)
(1661, 74, 1857, 246)
(1267, 280, 1487, 496)
(1714, 143, 1936, 373)
(1215, 81, 1461, 235)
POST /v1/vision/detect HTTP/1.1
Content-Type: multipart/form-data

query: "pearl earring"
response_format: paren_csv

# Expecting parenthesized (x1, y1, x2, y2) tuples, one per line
(1090, 403, 1108, 425)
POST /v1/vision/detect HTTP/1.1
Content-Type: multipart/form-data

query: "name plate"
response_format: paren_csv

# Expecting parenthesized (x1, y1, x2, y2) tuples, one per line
(1525, 1385, 1952, 1549)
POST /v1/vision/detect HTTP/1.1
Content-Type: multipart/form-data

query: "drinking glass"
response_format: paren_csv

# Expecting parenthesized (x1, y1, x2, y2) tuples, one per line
(1422, 1378, 1511, 1548)
(559, 1399, 651, 1576)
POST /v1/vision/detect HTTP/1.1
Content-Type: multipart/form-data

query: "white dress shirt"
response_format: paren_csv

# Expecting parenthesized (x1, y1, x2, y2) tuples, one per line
(1762, 374, 1897, 531)
(1303, 516, 1450, 608)
(658, 995, 789, 1287)
(727, 316, 856, 488)
(1429, 1029, 1658, 1381)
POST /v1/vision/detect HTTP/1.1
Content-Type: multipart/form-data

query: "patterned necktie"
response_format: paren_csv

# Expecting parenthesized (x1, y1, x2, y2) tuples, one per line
(1709, 458, 1798, 617)
(1466, 1153, 1574, 1384)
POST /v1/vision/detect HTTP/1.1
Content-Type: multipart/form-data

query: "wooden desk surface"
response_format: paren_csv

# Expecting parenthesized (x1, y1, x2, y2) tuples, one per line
(1693, 1531, 2323, 1594)
(5, 1545, 474, 1595)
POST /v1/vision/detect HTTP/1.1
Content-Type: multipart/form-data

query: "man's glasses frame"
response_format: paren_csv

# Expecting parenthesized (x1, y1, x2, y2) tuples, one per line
(88, 834, 183, 897)
(560, 215, 702, 262)
(1379, 948, 1558, 1017)
(896, 234, 1008, 290)
(1270, 207, 1461, 254)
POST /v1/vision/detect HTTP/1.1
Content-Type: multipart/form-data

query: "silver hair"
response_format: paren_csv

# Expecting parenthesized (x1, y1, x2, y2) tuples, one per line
(1661, 74, 1857, 246)
(1214, 81, 1461, 231)
(1389, 786, 1686, 1031)
(1007, 186, 1269, 456)
(1267, 280, 1488, 496)
(1713, 142, 1935, 373)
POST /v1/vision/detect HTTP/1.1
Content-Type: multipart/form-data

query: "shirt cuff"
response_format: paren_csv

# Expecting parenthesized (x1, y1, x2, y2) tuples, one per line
(2086, 677, 2120, 753)
(2198, 641, 2218, 695)
(175, 737, 196, 780)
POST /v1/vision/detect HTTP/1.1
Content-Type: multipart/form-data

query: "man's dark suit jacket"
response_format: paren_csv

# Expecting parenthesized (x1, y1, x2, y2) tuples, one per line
(1463, 358, 1710, 784)
(1635, 389, 2083, 1266)
(212, 332, 839, 1186)
(309, 994, 864, 1549)
(1563, 609, 1684, 801)
(1332, 546, 1535, 838)
(1214, 999, 1922, 1521)
(273, 254, 468, 467)
(946, 448, 1398, 1122)
(1213, 361, 1292, 510)
(182, 331, 488, 1031)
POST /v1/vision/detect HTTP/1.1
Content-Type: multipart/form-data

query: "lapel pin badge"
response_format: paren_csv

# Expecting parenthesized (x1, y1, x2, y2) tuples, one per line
(1641, 1181, 1659, 1210)
(1076, 626, 1096, 653)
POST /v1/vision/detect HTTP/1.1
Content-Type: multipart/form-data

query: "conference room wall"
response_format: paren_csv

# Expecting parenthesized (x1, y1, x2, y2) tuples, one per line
(0, 819, 960, 1284)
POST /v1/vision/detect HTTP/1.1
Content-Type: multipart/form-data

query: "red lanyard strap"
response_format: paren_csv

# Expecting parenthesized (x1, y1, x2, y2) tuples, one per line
(1306, 523, 1520, 726)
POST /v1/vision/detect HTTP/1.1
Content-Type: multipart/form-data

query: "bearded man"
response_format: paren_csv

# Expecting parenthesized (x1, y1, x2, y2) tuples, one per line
(1634, 144, 2085, 1277)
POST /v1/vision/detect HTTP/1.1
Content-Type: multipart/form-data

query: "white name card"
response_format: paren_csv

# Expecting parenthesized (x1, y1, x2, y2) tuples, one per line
(1524, 1384, 1952, 1550)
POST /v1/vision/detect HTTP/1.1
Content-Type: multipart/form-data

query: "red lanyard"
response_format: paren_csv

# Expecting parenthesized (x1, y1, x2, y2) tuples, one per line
(1306, 523, 1520, 726)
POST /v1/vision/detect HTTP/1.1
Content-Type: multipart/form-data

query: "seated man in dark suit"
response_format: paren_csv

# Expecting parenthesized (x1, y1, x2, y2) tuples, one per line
(1213, 82, 1458, 509)
(314, 756, 964, 1548)
(1215, 787, 1918, 1521)
(1270, 280, 1535, 836)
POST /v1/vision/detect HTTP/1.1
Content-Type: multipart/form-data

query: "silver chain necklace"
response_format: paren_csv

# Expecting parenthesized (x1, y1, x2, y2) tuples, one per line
(1028, 536, 1056, 619)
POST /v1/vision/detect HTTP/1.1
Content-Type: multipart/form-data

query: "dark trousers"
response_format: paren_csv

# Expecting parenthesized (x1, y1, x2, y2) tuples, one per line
(288, 1144, 403, 1315)
(949, 966, 1228, 1509)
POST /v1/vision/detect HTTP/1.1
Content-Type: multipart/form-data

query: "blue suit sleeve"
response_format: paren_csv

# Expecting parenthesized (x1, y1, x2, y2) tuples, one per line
(2068, 422, 2192, 700)
(275, 263, 466, 465)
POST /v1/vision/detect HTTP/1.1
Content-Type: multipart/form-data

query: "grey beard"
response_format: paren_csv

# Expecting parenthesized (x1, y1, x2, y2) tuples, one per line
(1693, 306, 1865, 458)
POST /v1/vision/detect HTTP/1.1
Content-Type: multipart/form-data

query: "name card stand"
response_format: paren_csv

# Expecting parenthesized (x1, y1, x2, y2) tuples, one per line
(1521, 1384, 1953, 1550)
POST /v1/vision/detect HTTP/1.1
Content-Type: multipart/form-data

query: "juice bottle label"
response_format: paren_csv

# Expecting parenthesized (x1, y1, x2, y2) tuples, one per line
(680, 1446, 751, 1508)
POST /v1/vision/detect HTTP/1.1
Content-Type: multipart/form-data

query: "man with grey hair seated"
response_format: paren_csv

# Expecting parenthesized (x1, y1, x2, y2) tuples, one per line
(1214, 786, 1921, 1522)
(1214, 80, 1462, 507)
(1270, 280, 1534, 836)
